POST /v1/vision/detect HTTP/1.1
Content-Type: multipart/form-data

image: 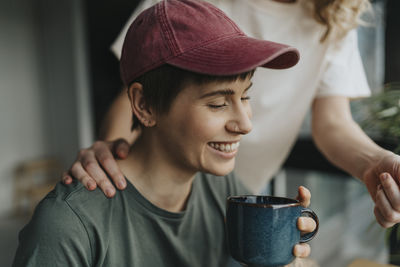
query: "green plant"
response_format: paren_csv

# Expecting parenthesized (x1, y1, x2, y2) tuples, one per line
(353, 82, 400, 153)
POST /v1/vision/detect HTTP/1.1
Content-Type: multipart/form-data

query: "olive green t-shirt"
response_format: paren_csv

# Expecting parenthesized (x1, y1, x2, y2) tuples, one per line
(13, 172, 249, 267)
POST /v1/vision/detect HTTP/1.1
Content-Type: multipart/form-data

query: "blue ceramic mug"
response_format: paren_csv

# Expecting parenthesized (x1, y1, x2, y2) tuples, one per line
(226, 195, 319, 267)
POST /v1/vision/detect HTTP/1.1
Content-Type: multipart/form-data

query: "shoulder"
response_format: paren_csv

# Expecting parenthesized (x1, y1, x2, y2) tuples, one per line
(14, 181, 121, 266)
(47, 181, 122, 229)
(21, 181, 103, 239)
(41, 181, 112, 214)
(28, 181, 90, 227)
(327, 29, 360, 56)
(20, 181, 113, 249)
(13, 182, 95, 266)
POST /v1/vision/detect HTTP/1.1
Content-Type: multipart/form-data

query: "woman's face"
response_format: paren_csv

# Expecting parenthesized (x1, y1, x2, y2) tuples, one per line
(154, 77, 253, 177)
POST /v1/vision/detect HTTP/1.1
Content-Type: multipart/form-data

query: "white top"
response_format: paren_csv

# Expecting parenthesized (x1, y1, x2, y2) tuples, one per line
(111, 0, 370, 193)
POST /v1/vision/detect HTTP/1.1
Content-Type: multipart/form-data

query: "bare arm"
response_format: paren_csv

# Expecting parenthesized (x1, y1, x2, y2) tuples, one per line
(99, 88, 140, 143)
(312, 96, 385, 179)
(312, 96, 400, 227)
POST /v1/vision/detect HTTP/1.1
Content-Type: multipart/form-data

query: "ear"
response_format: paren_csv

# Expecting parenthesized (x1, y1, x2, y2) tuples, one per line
(127, 82, 156, 127)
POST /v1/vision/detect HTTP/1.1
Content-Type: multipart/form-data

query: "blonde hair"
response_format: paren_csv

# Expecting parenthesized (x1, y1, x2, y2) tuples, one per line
(310, 0, 371, 42)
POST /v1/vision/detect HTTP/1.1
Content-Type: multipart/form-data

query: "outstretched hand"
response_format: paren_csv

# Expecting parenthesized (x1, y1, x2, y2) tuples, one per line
(62, 138, 130, 198)
(363, 151, 400, 228)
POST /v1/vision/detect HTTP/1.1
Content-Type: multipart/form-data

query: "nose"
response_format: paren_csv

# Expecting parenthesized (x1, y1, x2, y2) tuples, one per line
(226, 104, 252, 135)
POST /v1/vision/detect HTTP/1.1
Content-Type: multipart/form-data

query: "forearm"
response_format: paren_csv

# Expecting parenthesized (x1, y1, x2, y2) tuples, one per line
(98, 88, 140, 144)
(311, 96, 389, 181)
(312, 96, 400, 228)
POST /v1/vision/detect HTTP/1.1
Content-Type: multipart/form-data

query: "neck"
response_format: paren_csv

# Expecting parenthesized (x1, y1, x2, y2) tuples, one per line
(118, 131, 196, 213)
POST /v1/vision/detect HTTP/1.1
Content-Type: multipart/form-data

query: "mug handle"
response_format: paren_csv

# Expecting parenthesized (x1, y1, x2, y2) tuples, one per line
(299, 208, 319, 243)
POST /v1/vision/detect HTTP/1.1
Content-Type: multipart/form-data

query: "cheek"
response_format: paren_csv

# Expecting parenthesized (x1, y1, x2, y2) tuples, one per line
(180, 111, 225, 142)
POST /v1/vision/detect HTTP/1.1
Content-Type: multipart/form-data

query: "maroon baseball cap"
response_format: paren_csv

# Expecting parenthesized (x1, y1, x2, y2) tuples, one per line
(120, 0, 300, 86)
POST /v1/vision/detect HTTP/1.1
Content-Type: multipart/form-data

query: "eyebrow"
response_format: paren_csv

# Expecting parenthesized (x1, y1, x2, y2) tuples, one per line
(200, 82, 253, 99)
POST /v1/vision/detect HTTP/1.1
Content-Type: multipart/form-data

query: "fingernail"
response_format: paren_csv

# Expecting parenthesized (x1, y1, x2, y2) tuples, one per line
(87, 181, 96, 190)
(381, 173, 388, 180)
(106, 188, 114, 197)
(118, 180, 126, 189)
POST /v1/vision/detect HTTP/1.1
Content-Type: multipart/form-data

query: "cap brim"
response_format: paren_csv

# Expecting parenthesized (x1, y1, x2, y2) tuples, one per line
(167, 35, 299, 76)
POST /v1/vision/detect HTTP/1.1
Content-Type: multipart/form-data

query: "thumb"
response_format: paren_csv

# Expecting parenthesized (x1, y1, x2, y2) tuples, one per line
(112, 138, 130, 159)
(296, 186, 311, 208)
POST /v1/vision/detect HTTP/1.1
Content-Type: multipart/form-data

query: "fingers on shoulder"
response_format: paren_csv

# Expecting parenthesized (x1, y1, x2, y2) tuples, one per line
(70, 162, 97, 190)
(62, 171, 73, 184)
(113, 138, 131, 158)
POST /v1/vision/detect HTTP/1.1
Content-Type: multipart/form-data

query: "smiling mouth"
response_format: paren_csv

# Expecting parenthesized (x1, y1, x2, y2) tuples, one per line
(208, 141, 240, 153)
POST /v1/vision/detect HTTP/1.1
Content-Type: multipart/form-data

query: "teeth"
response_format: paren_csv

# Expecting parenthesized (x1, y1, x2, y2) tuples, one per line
(231, 143, 237, 150)
(209, 142, 240, 153)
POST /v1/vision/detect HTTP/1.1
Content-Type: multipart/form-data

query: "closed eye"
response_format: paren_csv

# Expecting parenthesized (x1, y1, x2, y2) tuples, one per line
(208, 103, 228, 109)
(205, 82, 252, 109)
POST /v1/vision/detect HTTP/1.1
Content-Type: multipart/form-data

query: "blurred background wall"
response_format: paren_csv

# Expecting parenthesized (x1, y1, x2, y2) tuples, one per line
(0, 0, 93, 265)
(0, 0, 94, 214)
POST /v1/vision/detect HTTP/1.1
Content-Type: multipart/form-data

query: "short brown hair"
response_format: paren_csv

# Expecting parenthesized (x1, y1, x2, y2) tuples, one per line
(130, 64, 255, 130)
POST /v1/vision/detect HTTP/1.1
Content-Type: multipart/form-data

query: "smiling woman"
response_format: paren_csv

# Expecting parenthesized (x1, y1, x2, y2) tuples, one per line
(119, 68, 254, 208)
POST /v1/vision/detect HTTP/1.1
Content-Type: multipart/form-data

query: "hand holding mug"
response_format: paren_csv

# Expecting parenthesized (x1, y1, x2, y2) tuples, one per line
(226, 186, 318, 267)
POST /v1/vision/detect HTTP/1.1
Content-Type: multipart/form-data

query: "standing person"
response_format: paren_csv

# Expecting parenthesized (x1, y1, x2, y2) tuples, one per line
(13, 1, 317, 266)
(64, 0, 400, 228)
